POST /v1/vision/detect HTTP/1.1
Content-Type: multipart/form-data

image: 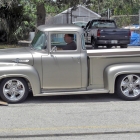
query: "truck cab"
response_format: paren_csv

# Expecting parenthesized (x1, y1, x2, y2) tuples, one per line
(34, 25, 88, 90)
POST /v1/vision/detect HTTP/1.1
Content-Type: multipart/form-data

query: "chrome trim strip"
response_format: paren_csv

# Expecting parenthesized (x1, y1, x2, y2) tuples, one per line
(34, 89, 109, 96)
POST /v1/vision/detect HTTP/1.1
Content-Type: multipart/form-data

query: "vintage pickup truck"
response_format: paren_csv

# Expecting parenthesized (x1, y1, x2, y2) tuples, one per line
(0, 24, 140, 103)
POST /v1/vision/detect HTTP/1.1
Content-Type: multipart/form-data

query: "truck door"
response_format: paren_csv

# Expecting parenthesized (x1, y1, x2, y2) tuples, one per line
(42, 32, 82, 90)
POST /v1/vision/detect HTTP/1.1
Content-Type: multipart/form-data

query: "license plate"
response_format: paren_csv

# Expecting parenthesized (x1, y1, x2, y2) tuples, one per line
(111, 40, 118, 44)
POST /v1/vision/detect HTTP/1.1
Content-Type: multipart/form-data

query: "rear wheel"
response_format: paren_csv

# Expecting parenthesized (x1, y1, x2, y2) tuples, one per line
(91, 39, 98, 49)
(116, 74, 140, 100)
(120, 45, 127, 48)
(0, 78, 29, 103)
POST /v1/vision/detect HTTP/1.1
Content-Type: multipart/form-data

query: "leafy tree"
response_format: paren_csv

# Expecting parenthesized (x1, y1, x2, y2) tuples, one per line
(0, 1, 31, 43)
(1, 0, 140, 43)
(0, 0, 32, 43)
(87, 0, 140, 27)
(31, 0, 81, 26)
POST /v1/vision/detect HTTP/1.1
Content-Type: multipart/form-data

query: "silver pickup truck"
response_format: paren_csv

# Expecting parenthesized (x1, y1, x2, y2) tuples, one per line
(0, 24, 140, 103)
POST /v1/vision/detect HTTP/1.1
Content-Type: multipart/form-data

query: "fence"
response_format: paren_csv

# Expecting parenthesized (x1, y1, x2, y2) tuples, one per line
(111, 15, 139, 27)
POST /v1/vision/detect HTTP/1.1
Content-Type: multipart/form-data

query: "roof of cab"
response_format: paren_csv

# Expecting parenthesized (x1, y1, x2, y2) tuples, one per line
(37, 24, 83, 33)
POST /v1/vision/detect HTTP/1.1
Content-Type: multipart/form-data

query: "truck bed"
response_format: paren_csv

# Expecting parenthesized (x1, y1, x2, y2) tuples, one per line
(87, 48, 140, 57)
(86, 48, 140, 90)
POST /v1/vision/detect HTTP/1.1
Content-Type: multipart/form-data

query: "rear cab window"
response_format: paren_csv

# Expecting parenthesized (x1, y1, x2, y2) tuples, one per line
(90, 20, 116, 28)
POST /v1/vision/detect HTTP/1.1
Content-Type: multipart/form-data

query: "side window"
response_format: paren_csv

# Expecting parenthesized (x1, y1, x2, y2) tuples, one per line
(31, 31, 47, 50)
(51, 33, 66, 46)
(85, 21, 90, 29)
(51, 33, 77, 51)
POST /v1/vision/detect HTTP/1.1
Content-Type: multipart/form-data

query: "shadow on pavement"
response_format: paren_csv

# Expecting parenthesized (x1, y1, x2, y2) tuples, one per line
(24, 92, 133, 104)
(1, 90, 140, 105)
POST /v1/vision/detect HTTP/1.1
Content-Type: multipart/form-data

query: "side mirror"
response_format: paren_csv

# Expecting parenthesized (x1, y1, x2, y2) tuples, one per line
(81, 25, 85, 28)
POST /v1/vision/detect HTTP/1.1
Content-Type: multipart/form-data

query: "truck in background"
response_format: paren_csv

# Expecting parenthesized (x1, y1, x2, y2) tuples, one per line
(83, 18, 131, 49)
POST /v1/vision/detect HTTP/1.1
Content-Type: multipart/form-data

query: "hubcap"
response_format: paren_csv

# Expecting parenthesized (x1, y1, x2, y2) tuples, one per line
(120, 75, 140, 98)
(3, 79, 25, 101)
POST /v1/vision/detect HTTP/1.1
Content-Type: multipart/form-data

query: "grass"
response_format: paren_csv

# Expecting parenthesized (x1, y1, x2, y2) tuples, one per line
(0, 44, 20, 49)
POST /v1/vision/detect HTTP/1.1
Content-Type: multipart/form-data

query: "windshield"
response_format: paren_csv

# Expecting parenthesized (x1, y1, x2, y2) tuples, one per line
(73, 22, 87, 27)
(91, 21, 116, 28)
(31, 31, 47, 50)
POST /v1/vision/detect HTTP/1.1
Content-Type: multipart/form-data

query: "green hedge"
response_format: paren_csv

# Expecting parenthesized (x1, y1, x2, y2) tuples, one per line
(0, 45, 20, 49)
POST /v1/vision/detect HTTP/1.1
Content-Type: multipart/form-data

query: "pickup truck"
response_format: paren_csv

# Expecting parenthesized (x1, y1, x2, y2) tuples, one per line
(0, 24, 140, 103)
(84, 19, 131, 49)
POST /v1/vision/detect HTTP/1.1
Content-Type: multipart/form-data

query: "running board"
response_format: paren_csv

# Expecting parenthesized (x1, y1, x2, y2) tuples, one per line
(34, 89, 109, 96)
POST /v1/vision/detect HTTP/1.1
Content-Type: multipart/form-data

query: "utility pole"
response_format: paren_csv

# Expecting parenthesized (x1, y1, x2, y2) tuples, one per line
(98, 0, 100, 14)
(108, 8, 110, 19)
(71, 8, 72, 23)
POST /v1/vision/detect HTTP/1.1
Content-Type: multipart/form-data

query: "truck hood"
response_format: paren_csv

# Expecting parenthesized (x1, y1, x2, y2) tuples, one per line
(0, 47, 33, 65)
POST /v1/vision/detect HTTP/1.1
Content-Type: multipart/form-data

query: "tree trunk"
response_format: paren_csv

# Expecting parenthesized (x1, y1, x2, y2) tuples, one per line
(37, 3, 46, 27)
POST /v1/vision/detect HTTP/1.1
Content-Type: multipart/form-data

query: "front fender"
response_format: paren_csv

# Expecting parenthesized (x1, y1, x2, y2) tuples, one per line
(0, 62, 40, 95)
(104, 63, 140, 93)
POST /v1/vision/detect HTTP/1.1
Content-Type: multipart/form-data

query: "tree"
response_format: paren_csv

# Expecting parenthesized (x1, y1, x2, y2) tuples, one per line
(0, 0, 15, 7)
(1, 0, 140, 43)
(87, 0, 140, 26)
(33, 0, 80, 26)
(0, 1, 29, 43)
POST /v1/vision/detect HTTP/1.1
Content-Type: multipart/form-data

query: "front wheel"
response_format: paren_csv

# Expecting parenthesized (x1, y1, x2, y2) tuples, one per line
(116, 74, 140, 100)
(0, 78, 29, 103)
(91, 39, 98, 49)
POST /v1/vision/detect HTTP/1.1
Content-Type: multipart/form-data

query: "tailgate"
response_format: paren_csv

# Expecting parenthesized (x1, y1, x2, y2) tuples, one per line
(99, 28, 130, 40)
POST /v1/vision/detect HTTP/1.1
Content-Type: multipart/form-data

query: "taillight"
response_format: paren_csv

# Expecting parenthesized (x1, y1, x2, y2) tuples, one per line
(97, 29, 100, 37)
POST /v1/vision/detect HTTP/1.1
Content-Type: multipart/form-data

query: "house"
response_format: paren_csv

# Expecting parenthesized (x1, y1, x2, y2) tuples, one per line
(46, 5, 101, 25)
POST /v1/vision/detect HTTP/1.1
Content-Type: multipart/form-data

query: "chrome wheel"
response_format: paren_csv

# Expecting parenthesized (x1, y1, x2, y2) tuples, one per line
(3, 79, 25, 101)
(0, 78, 29, 103)
(116, 74, 140, 100)
(121, 75, 140, 97)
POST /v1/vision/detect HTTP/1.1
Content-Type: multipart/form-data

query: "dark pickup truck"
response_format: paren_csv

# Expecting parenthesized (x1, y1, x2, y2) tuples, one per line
(84, 19, 131, 49)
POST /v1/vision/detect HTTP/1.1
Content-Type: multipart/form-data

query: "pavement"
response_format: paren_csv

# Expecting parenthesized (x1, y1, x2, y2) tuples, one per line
(1, 94, 140, 140)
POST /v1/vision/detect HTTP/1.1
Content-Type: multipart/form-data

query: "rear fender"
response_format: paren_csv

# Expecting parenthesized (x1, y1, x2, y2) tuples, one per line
(104, 63, 140, 93)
